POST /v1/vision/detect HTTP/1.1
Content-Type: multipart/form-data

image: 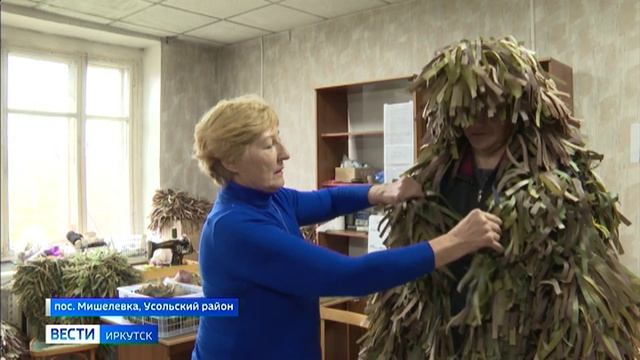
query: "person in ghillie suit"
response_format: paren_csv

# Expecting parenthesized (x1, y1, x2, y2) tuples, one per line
(360, 36, 640, 359)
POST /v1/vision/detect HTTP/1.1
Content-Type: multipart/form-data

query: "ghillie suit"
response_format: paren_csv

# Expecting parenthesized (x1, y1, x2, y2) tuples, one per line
(360, 37, 640, 359)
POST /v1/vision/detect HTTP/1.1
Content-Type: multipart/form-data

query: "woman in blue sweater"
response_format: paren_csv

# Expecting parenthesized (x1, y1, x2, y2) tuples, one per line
(191, 95, 503, 359)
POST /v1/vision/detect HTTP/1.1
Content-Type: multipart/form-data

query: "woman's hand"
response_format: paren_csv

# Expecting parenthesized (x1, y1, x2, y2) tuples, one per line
(448, 209, 503, 253)
(429, 209, 503, 268)
(368, 177, 424, 205)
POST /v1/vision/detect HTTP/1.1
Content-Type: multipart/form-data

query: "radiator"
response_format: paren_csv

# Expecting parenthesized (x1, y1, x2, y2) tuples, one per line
(1, 271, 22, 330)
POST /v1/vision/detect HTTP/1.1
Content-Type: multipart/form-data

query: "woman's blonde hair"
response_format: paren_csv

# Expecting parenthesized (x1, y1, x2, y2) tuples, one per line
(193, 95, 279, 185)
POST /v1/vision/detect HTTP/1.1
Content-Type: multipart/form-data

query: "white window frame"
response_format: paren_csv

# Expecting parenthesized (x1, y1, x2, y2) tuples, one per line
(0, 45, 143, 259)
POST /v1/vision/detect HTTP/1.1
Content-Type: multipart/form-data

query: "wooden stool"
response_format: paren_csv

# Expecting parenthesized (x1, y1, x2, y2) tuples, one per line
(29, 339, 98, 360)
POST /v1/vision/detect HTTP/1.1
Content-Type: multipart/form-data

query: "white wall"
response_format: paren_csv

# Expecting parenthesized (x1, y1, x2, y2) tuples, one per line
(159, 39, 218, 201)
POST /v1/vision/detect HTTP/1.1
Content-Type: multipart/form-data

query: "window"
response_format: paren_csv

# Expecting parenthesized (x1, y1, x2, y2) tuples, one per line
(1, 49, 138, 256)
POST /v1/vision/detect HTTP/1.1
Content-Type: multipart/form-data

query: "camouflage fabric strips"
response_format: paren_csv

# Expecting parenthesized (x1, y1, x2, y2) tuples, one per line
(360, 37, 640, 360)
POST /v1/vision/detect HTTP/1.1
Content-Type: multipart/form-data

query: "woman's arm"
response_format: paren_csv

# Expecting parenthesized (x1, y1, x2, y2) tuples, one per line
(285, 177, 424, 226)
(211, 208, 502, 298)
(367, 177, 424, 205)
(213, 211, 433, 297)
(284, 185, 372, 226)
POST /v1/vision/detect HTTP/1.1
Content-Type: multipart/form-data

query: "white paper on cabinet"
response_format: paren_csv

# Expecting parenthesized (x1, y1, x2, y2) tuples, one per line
(367, 214, 387, 253)
(383, 101, 414, 183)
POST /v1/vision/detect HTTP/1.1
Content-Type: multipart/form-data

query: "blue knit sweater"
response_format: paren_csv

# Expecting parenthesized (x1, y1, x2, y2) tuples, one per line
(191, 181, 435, 360)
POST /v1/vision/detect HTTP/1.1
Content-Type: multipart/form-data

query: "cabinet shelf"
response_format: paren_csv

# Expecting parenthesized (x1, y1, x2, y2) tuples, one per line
(320, 130, 383, 138)
(320, 230, 368, 239)
(315, 76, 418, 360)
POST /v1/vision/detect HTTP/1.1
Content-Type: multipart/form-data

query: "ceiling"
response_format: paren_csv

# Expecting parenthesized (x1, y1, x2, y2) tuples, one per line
(1, 0, 408, 47)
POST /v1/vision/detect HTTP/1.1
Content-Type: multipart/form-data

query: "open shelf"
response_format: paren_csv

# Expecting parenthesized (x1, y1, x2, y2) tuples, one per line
(320, 230, 368, 239)
(315, 76, 422, 360)
(320, 130, 383, 138)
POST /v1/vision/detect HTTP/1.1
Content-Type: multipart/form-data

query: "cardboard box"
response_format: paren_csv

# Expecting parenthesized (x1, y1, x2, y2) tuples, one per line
(334, 167, 379, 183)
(317, 216, 345, 232)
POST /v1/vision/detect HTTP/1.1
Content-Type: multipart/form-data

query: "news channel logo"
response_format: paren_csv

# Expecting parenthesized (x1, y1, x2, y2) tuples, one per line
(46, 324, 158, 345)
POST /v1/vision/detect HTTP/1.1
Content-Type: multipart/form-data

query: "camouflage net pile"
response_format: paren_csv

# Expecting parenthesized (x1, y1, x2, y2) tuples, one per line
(360, 37, 640, 359)
(12, 250, 141, 341)
(1, 321, 28, 360)
(148, 188, 212, 233)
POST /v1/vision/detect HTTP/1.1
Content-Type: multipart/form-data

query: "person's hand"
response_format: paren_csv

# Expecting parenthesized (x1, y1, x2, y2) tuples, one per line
(448, 209, 503, 253)
(429, 209, 503, 268)
(368, 177, 424, 205)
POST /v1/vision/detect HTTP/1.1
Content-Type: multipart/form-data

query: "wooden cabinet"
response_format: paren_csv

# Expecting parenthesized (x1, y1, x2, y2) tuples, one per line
(315, 76, 424, 194)
(315, 77, 422, 360)
(540, 58, 574, 111)
(315, 76, 422, 258)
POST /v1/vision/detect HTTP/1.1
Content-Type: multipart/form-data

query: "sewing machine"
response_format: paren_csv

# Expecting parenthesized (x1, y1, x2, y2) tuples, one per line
(147, 236, 194, 266)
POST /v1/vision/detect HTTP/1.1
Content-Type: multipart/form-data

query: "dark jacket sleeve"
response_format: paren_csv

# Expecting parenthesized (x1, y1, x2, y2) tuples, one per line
(213, 211, 435, 297)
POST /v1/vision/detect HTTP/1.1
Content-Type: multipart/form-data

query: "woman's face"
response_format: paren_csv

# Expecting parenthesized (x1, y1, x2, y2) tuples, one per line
(227, 127, 290, 193)
(462, 115, 513, 155)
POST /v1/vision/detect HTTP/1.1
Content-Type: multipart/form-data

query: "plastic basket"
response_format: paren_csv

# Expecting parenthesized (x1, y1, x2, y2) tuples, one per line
(108, 234, 147, 259)
(117, 280, 203, 338)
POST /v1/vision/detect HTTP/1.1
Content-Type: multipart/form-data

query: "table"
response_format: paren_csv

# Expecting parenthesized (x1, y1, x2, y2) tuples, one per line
(103, 263, 200, 359)
(133, 260, 200, 282)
